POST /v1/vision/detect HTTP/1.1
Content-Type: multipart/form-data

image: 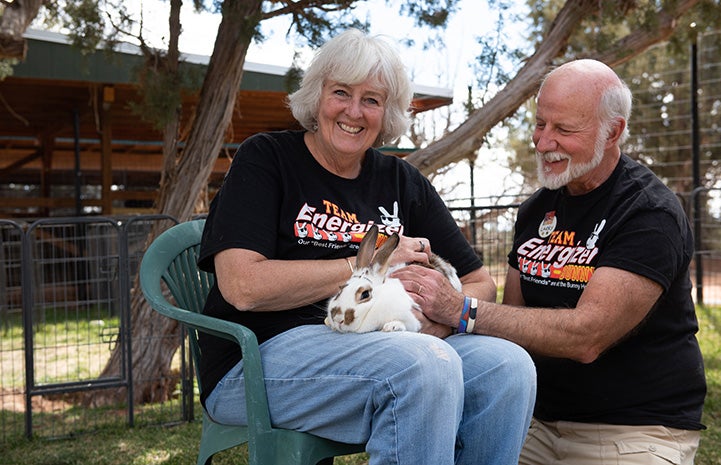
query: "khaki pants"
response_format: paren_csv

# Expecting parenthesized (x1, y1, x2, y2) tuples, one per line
(519, 418, 701, 465)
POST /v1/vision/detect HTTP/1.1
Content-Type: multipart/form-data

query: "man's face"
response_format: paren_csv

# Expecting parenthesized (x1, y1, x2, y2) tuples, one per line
(532, 74, 609, 194)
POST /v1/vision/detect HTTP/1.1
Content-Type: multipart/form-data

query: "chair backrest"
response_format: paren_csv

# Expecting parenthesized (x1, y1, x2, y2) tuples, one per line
(139, 219, 211, 383)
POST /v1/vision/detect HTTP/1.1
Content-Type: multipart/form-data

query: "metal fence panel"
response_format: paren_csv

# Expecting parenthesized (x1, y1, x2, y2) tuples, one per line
(0, 220, 26, 443)
(23, 217, 128, 439)
(0, 216, 183, 442)
(691, 188, 721, 306)
(447, 196, 522, 294)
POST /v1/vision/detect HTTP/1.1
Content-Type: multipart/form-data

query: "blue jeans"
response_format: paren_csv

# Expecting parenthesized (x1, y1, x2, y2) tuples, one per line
(205, 325, 536, 465)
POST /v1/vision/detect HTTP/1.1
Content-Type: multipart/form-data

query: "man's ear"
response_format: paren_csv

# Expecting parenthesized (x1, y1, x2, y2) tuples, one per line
(606, 117, 626, 147)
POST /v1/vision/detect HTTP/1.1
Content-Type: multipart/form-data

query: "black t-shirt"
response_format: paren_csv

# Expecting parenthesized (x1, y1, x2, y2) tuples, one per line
(508, 154, 706, 430)
(197, 130, 482, 402)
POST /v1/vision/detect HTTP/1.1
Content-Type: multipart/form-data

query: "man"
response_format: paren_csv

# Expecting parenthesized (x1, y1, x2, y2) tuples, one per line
(408, 59, 706, 464)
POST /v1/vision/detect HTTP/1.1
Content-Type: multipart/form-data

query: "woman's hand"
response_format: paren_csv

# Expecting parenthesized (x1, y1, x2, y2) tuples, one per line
(387, 234, 432, 268)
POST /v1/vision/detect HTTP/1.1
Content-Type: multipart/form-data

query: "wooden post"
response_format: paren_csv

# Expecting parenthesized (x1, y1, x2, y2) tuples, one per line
(101, 86, 115, 215)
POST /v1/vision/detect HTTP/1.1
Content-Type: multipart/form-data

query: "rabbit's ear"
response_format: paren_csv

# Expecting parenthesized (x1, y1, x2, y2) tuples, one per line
(371, 233, 399, 275)
(356, 225, 379, 269)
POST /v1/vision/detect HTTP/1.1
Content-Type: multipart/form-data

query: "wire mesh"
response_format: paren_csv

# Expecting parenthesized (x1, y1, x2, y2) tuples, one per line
(0, 220, 26, 443)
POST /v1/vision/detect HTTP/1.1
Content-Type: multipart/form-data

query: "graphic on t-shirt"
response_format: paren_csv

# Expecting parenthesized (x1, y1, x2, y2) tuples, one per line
(293, 200, 403, 248)
(378, 202, 401, 227)
(295, 221, 364, 245)
(586, 219, 606, 249)
(518, 217, 608, 289)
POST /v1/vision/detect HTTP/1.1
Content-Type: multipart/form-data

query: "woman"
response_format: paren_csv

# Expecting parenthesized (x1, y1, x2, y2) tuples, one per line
(198, 28, 535, 465)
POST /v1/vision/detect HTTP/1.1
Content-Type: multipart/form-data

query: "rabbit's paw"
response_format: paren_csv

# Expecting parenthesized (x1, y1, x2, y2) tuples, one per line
(381, 320, 407, 332)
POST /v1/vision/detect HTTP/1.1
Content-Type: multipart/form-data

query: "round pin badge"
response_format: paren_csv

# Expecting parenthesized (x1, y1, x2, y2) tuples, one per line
(538, 211, 557, 238)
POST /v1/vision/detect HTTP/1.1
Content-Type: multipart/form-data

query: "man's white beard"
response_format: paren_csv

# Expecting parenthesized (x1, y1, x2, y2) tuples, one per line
(536, 124, 609, 191)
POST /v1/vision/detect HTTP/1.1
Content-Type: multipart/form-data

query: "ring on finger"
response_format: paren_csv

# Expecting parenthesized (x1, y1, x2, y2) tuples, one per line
(418, 240, 425, 253)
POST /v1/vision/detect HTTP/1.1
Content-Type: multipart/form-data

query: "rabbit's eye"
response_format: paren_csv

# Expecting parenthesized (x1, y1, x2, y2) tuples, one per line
(356, 286, 372, 302)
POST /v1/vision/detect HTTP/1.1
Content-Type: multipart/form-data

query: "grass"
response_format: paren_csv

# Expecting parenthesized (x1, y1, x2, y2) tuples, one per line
(0, 421, 370, 465)
(1, 313, 120, 386)
(697, 305, 721, 465)
(1, 306, 720, 465)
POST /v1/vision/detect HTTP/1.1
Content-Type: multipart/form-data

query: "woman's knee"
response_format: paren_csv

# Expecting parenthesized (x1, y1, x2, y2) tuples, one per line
(451, 335, 536, 391)
(387, 334, 465, 398)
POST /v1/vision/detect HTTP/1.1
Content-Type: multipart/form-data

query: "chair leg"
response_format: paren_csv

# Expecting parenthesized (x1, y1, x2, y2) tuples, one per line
(317, 458, 334, 465)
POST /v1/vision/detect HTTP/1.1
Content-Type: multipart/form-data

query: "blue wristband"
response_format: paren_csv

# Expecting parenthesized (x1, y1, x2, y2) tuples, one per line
(458, 296, 471, 333)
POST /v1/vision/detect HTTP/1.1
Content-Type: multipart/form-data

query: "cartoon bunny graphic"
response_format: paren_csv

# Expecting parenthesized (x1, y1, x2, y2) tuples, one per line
(586, 219, 606, 249)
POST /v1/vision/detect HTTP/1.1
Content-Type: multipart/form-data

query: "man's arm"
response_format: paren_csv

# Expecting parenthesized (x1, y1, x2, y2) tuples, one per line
(426, 266, 663, 363)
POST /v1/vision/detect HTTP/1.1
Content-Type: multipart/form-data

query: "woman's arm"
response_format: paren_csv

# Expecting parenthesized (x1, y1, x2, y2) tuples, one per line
(214, 248, 353, 311)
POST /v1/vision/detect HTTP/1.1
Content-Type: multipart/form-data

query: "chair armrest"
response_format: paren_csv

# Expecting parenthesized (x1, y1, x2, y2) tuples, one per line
(139, 221, 273, 434)
(148, 295, 273, 433)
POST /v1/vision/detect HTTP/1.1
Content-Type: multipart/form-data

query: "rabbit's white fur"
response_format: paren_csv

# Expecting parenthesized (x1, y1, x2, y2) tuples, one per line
(325, 225, 461, 333)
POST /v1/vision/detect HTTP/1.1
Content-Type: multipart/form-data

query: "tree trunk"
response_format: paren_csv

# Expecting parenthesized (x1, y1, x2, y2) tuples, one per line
(158, 0, 263, 223)
(0, 0, 45, 59)
(91, 0, 264, 406)
(405, 0, 699, 175)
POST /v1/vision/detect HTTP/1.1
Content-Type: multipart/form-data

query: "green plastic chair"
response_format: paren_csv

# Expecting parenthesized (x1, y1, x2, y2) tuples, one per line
(139, 219, 365, 465)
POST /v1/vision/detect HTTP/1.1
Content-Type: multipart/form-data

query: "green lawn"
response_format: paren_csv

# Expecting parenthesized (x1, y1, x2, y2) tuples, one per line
(1, 306, 719, 465)
(697, 305, 721, 465)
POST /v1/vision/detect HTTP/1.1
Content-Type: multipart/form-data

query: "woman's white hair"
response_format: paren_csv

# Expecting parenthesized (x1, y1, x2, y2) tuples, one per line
(287, 28, 413, 147)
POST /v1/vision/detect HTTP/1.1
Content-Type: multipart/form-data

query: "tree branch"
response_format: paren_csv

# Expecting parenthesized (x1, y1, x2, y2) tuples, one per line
(405, 0, 599, 174)
(590, 0, 699, 67)
(405, 0, 700, 175)
(262, 0, 354, 20)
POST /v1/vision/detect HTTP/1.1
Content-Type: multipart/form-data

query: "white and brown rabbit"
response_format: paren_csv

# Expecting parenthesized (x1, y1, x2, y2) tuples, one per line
(325, 225, 462, 333)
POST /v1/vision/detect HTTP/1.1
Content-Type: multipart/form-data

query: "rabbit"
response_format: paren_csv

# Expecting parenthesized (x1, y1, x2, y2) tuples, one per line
(325, 225, 462, 333)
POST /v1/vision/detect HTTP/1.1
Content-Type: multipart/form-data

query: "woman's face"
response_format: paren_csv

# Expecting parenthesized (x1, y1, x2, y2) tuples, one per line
(315, 79, 387, 159)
